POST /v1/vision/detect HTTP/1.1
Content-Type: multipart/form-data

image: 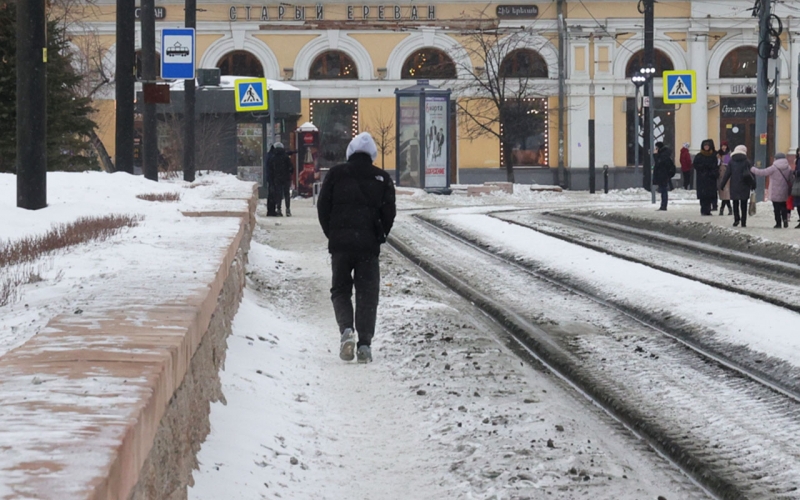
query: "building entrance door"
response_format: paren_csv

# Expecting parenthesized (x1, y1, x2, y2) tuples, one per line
(719, 97, 774, 162)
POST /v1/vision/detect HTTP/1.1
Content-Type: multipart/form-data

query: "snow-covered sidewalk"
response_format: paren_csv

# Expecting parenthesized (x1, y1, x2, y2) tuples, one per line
(189, 199, 701, 499)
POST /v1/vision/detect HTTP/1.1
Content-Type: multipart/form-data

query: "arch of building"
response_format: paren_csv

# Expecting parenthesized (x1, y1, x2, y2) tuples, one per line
(707, 33, 789, 80)
(309, 50, 359, 79)
(293, 31, 374, 81)
(500, 48, 549, 78)
(199, 33, 280, 81)
(386, 30, 472, 80)
(612, 35, 688, 80)
(495, 33, 558, 80)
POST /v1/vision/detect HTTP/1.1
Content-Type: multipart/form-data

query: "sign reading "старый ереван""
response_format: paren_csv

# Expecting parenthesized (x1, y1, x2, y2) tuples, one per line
(230, 4, 438, 21)
(495, 5, 539, 18)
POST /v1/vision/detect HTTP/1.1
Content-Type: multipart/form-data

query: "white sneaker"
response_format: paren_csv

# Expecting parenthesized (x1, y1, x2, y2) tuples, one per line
(339, 328, 356, 361)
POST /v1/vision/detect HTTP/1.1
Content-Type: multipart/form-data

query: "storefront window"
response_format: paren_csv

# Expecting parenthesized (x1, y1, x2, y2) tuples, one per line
(401, 49, 456, 80)
(626, 98, 675, 166)
(310, 51, 358, 79)
(499, 98, 548, 167)
(720, 47, 758, 78)
(625, 49, 674, 78)
(309, 99, 358, 169)
(236, 123, 263, 167)
(500, 49, 548, 78)
(217, 51, 264, 77)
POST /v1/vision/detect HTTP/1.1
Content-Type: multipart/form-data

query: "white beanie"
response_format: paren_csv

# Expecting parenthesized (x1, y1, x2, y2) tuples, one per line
(346, 132, 378, 161)
(733, 145, 747, 156)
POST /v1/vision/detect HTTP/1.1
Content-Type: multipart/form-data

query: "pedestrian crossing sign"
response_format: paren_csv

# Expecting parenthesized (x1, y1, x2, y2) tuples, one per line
(663, 70, 696, 104)
(234, 78, 269, 112)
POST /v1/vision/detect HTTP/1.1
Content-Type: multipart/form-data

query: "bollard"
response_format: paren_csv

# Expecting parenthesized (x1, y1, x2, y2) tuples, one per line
(603, 165, 609, 193)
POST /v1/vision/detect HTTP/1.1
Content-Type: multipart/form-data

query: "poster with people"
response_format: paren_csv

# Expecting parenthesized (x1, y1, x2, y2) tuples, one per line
(297, 130, 319, 197)
(397, 96, 421, 188)
(424, 96, 448, 188)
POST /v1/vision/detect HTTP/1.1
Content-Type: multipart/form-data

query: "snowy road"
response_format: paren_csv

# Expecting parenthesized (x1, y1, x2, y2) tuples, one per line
(189, 200, 703, 500)
(399, 208, 800, 498)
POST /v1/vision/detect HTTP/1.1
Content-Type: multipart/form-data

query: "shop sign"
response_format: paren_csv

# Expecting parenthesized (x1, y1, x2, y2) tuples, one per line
(720, 97, 773, 118)
(134, 7, 167, 19)
(230, 4, 436, 21)
(495, 5, 538, 19)
(730, 84, 755, 95)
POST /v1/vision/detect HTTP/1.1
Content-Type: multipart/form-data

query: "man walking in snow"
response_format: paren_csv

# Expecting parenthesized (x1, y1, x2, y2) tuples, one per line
(317, 132, 396, 363)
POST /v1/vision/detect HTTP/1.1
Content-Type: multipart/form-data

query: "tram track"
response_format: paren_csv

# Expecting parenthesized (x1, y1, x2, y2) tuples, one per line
(389, 211, 800, 500)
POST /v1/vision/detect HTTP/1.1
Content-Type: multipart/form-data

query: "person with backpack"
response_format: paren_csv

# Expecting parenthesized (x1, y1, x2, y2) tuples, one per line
(719, 145, 754, 228)
(268, 142, 294, 217)
(317, 132, 396, 364)
(751, 152, 793, 228)
(653, 142, 676, 211)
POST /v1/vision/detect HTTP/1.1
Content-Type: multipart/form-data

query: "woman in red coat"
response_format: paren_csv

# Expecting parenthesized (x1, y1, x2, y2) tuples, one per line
(680, 142, 693, 189)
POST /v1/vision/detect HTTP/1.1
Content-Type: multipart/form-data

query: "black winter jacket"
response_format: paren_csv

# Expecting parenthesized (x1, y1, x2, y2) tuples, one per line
(653, 146, 675, 185)
(693, 139, 719, 199)
(317, 153, 396, 255)
(719, 153, 753, 201)
(269, 149, 293, 184)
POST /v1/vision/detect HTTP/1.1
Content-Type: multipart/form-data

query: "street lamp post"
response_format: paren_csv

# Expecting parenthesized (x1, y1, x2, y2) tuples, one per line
(639, 66, 657, 203)
(631, 74, 647, 177)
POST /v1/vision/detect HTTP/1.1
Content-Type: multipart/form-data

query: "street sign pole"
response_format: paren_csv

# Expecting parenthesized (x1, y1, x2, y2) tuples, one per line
(141, 0, 158, 181)
(183, 0, 197, 182)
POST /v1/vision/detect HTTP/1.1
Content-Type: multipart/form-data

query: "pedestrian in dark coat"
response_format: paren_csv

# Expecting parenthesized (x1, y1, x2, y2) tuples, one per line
(680, 142, 693, 189)
(317, 132, 396, 364)
(265, 145, 277, 216)
(269, 143, 294, 216)
(693, 139, 719, 215)
(653, 142, 675, 211)
(719, 145, 753, 227)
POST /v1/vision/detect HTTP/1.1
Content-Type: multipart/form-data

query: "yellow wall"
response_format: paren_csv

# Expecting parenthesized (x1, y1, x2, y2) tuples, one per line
(614, 97, 627, 167)
(349, 33, 410, 70)
(359, 97, 397, 170)
(94, 100, 117, 160)
(254, 34, 319, 71)
(674, 102, 691, 150)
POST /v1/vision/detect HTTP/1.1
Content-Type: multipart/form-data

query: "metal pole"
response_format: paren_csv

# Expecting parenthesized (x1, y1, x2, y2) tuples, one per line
(755, 0, 771, 201)
(774, 63, 780, 159)
(115, 0, 135, 174)
(16, 0, 47, 210)
(589, 119, 596, 193)
(557, 0, 566, 188)
(634, 86, 640, 175)
(183, 0, 196, 182)
(643, 0, 654, 195)
(141, 0, 158, 181)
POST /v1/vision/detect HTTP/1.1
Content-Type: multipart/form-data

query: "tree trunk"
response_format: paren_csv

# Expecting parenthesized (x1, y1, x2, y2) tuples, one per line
(503, 141, 515, 183)
(89, 129, 115, 172)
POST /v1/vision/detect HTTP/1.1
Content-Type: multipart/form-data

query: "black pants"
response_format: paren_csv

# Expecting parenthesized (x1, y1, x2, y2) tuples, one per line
(773, 201, 788, 226)
(657, 182, 669, 209)
(733, 199, 748, 225)
(266, 183, 277, 215)
(330, 253, 380, 347)
(682, 171, 692, 189)
(275, 181, 291, 214)
(700, 197, 715, 215)
(720, 200, 732, 214)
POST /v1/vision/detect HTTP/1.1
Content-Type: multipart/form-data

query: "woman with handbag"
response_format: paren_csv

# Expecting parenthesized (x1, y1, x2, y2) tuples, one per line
(751, 152, 793, 228)
(720, 145, 754, 227)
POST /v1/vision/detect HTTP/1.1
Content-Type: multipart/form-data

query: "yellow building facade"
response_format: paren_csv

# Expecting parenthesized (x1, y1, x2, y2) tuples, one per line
(76, 1, 800, 187)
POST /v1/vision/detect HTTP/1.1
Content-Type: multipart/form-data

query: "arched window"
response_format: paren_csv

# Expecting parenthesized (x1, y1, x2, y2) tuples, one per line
(135, 50, 161, 80)
(625, 49, 674, 78)
(309, 50, 358, 79)
(720, 47, 758, 78)
(401, 48, 456, 79)
(500, 49, 548, 78)
(217, 51, 264, 77)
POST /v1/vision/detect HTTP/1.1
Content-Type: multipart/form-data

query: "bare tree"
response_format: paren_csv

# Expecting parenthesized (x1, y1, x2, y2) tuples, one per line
(52, 0, 117, 171)
(159, 113, 233, 178)
(366, 109, 395, 169)
(450, 11, 553, 183)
